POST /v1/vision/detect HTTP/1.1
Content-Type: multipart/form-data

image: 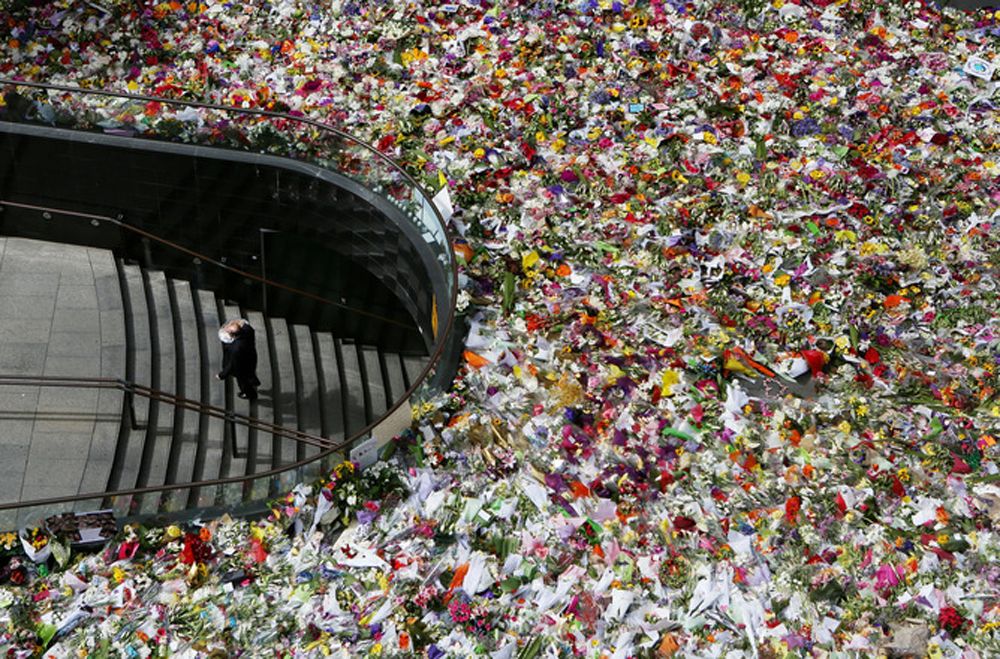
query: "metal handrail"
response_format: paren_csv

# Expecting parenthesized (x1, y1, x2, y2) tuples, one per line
(0, 78, 459, 517)
(0, 76, 456, 343)
(0, 196, 415, 333)
(0, 374, 357, 513)
(0, 374, 335, 448)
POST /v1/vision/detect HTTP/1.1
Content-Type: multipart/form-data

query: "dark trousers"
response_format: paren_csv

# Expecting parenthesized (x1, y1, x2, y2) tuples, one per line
(236, 374, 260, 400)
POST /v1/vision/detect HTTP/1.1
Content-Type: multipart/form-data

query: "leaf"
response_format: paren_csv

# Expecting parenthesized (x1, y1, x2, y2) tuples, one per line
(754, 135, 767, 160)
(501, 577, 521, 593)
(502, 271, 515, 315)
(809, 579, 847, 604)
(661, 427, 694, 443)
(941, 538, 970, 553)
(37, 622, 57, 648)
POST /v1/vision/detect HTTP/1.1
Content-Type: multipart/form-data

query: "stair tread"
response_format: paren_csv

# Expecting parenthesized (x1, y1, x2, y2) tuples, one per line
(194, 289, 225, 508)
(137, 270, 176, 515)
(382, 348, 408, 406)
(267, 318, 299, 468)
(111, 264, 151, 497)
(337, 339, 367, 437)
(402, 354, 427, 390)
(244, 310, 275, 467)
(314, 333, 345, 442)
(290, 325, 323, 471)
(360, 345, 388, 419)
(162, 280, 201, 512)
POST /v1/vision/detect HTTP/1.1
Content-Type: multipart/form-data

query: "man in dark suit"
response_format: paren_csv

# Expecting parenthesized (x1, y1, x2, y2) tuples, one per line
(217, 319, 260, 401)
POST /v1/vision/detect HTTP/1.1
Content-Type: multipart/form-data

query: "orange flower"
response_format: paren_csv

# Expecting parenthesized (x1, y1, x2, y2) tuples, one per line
(463, 350, 490, 368)
(443, 563, 469, 604)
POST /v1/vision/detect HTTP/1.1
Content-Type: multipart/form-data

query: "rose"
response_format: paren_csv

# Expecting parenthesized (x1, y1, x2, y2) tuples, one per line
(938, 606, 969, 638)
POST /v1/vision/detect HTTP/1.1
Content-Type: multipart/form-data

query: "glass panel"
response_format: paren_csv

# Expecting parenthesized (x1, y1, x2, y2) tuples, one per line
(0, 81, 455, 357)
(0, 79, 457, 522)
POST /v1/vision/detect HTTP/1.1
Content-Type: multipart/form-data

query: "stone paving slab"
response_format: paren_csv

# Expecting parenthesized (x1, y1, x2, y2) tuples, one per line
(0, 238, 125, 519)
(0, 319, 52, 344)
(0, 419, 35, 446)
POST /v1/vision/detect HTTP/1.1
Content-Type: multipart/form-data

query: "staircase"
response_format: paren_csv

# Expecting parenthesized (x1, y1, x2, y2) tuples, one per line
(107, 258, 427, 518)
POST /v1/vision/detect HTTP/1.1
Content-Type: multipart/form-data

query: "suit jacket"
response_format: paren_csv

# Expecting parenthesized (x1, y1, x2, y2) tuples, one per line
(220, 325, 258, 380)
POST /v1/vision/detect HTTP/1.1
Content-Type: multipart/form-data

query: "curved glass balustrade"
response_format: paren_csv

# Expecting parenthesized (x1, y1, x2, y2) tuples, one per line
(0, 78, 458, 528)
(0, 78, 455, 353)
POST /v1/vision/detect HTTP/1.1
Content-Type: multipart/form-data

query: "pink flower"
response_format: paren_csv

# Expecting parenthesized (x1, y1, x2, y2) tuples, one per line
(874, 563, 903, 591)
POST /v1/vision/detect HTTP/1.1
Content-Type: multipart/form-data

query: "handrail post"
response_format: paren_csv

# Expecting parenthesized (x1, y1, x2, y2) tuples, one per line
(118, 379, 142, 431)
(225, 410, 245, 460)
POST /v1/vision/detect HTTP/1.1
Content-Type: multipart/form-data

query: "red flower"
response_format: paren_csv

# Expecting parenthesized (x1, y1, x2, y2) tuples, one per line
(938, 606, 968, 637)
(179, 533, 213, 565)
(785, 496, 801, 525)
(800, 349, 827, 377)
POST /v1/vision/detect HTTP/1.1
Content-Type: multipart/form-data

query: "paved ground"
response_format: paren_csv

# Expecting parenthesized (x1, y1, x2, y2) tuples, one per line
(0, 238, 124, 529)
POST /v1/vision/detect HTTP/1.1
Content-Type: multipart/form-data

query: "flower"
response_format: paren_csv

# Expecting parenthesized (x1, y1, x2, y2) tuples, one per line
(938, 606, 969, 638)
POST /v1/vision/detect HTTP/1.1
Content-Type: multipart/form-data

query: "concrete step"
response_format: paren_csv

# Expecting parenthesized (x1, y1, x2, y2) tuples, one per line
(402, 354, 428, 390)
(381, 346, 408, 407)
(107, 263, 149, 502)
(135, 270, 176, 516)
(289, 325, 323, 480)
(75, 249, 124, 510)
(314, 333, 345, 442)
(267, 317, 299, 471)
(243, 310, 271, 468)
(360, 344, 388, 420)
(192, 289, 225, 509)
(161, 279, 201, 514)
(243, 309, 273, 501)
(338, 339, 367, 438)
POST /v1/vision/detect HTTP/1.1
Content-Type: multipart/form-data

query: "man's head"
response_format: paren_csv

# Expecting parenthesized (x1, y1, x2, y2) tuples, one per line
(219, 319, 248, 343)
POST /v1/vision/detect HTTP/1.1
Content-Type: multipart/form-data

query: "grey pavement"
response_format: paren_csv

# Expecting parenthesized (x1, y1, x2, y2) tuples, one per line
(0, 238, 126, 529)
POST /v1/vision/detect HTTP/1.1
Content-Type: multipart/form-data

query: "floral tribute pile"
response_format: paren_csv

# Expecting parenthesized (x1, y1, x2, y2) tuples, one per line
(1, 0, 1000, 656)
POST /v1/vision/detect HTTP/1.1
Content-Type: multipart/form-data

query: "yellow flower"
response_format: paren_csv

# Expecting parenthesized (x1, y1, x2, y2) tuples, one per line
(661, 369, 680, 396)
(703, 131, 717, 145)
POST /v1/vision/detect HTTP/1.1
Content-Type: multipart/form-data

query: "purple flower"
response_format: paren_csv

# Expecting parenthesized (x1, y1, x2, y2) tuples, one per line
(791, 118, 820, 137)
(545, 473, 567, 493)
